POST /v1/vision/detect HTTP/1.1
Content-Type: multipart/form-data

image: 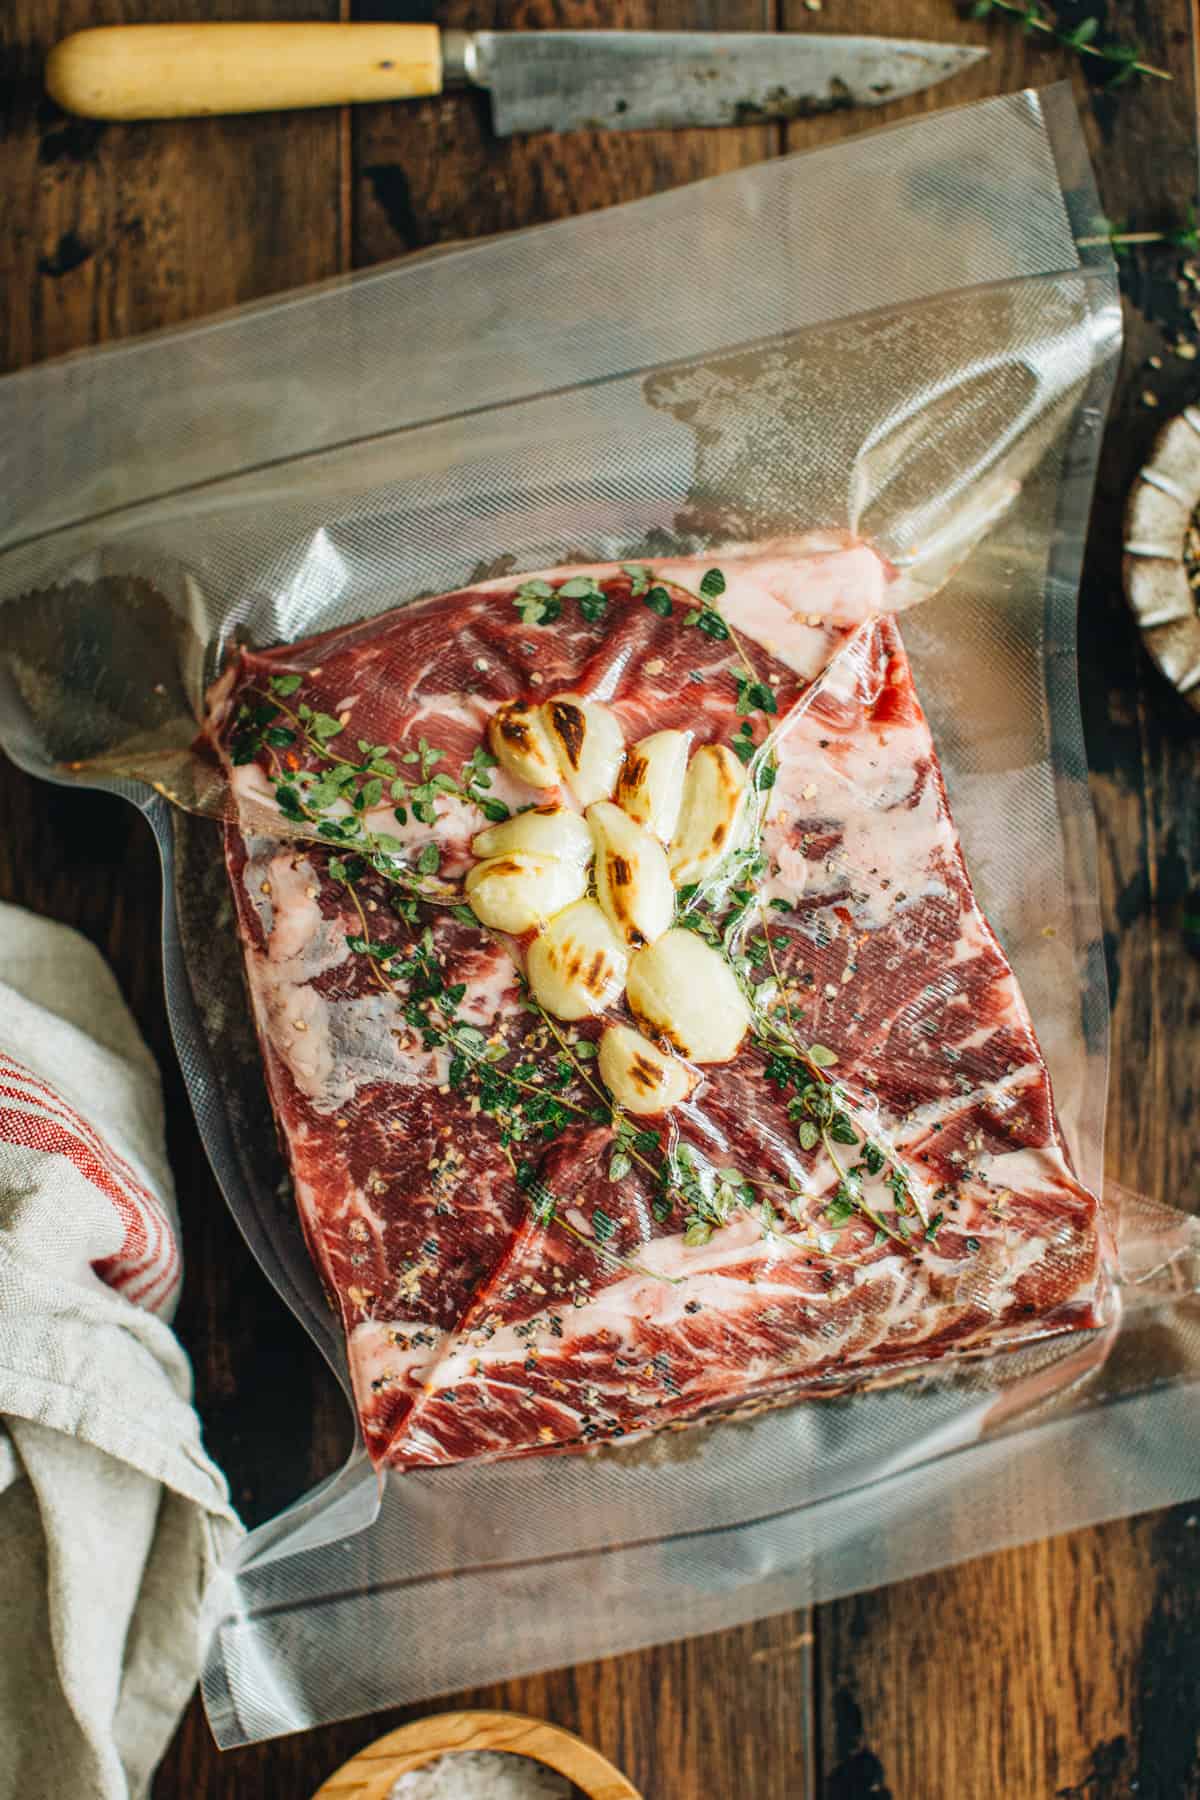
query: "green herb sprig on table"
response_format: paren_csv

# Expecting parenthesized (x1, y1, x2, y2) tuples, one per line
(1078, 211, 1200, 259)
(966, 1, 1169, 86)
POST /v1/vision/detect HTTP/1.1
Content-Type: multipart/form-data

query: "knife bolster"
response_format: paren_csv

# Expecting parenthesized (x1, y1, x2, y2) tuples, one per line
(440, 31, 478, 90)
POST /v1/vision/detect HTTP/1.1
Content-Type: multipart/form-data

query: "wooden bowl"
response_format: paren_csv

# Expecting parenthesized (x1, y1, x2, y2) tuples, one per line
(311, 1710, 644, 1799)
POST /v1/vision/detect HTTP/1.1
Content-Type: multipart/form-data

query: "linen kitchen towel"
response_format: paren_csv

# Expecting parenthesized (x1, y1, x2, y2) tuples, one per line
(0, 901, 239, 1800)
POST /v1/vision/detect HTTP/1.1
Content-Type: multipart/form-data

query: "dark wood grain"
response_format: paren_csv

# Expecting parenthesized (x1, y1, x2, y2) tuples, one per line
(350, 0, 780, 266)
(0, 0, 1197, 1796)
(0, 0, 349, 378)
(167, 1614, 814, 1798)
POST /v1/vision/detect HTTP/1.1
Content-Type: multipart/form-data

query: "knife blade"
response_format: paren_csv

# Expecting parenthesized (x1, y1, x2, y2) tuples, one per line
(46, 23, 987, 131)
(450, 31, 988, 136)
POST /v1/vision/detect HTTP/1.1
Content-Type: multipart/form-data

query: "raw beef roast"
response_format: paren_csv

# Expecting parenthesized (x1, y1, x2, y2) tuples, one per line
(205, 536, 1103, 1471)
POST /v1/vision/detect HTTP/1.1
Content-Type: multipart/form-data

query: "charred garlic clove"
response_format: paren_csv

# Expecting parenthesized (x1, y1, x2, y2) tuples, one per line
(668, 744, 748, 887)
(614, 729, 690, 844)
(464, 851, 586, 935)
(598, 1023, 694, 1116)
(626, 928, 750, 1063)
(543, 693, 626, 809)
(487, 699, 561, 790)
(588, 800, 675, 948)
(526, 899, 628, 1020)
(472, 804, 593, 867)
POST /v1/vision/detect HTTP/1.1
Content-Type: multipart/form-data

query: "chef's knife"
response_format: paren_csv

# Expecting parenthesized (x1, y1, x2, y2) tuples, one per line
(46, 24, 986, 131)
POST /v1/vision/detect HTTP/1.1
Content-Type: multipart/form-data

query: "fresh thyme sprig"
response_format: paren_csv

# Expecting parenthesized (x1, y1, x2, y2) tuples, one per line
(1078, 211, 1200, 259)
(624, 563, 775, 715)
(335, 881, 697, 1283)
(512, 575, 608, 627)
(498, 559, 777, 721)
(511, 1152, 676, 1285)
(677, 872, 933, 1254)
(523, 991, 824, 1250)
(967, 1, 1170, 85)
(671, 734, 933, 1256)
(336, 880, 679, 1281)
(231, 617, 875, 1268)
(230, 676, 511, 913)
(754, 1025, 927, 1253)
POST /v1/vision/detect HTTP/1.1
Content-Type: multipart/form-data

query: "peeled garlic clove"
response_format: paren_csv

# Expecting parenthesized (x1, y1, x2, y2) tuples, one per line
(626, 928, 750, 1063)
(614, 729, 690, 843)
(464, 852, 586, 935)
(598, 1024, 694, 1116)
(526, 899, 628, 1020)
(472, 804, 593, 867)
(543, 693, 625, 808)
(668, 744, 748, 887)
(588, 800, 675, 948)
(487, 699, 561, 790)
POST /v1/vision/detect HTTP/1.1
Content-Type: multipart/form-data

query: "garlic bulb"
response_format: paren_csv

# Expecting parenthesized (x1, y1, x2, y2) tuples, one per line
(669, 744, 748, 887)
(588, 800, 675, 948)
(526, 900, 628, 1020)
(487, 699, 561, 790)
(543, 693, 626, 808)
(472, 805, 593, 867)
(464, 852, 586, 935)
(598, 1024, 694, 1116)
(625, 928, 750, 1063)
(614, 729, 690, 843)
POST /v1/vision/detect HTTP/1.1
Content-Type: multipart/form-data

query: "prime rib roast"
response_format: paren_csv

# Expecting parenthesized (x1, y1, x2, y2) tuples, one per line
(204, 536, 1103, 1471)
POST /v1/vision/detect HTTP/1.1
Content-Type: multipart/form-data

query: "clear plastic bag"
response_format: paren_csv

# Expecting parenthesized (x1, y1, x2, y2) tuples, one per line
(1, 85, 1197, 1747)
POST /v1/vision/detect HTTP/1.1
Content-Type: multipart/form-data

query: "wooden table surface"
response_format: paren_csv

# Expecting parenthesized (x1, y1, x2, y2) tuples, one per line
(2, 1, 1199, 1795)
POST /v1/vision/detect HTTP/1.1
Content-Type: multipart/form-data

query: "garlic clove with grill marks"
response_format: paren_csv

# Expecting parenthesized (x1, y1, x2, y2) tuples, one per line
(598, 1023, 694, 1116)
(543, 693, 626, 809)
(614, 729, 690, 844)
(464, 851, 587, 935)
(626, 927, 750, 1063)
(487, 699, 561, 790)
(472, 804, 593, 867)
(668, 743, 748, 887)
(588, 800, 675, 948)
(526, 899, 628, 1020)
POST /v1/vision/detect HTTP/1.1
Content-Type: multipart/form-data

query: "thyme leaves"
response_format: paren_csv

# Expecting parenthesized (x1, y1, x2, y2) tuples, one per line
(967, 0, 1169, 85)
(230, 680, 508, 903)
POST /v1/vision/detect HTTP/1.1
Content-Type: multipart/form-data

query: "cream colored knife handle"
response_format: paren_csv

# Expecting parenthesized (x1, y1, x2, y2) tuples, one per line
(46, 23, 447, 120)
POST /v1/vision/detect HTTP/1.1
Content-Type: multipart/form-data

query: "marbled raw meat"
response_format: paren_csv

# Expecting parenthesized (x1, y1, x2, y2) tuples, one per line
(205, 535, 1103, 1470)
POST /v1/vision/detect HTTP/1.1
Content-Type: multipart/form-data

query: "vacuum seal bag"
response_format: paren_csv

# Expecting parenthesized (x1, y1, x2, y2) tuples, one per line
(2, 85, 1197, 1747)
